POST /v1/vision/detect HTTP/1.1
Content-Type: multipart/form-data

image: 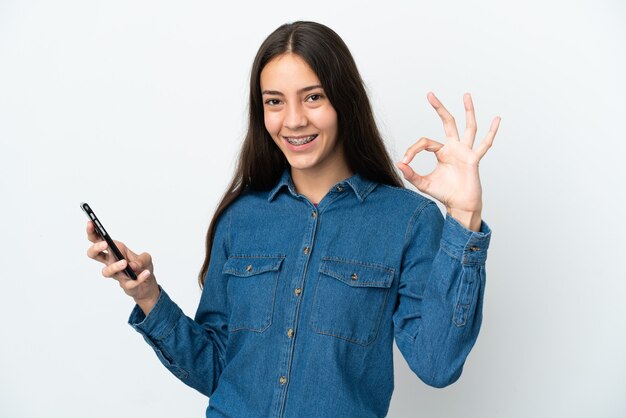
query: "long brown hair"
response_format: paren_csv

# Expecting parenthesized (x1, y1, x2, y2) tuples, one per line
(198, 21, 404, 287)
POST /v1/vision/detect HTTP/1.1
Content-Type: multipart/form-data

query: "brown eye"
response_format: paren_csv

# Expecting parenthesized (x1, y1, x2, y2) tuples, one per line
(307, 94, 322, 102)
(265, 99, 281, 106)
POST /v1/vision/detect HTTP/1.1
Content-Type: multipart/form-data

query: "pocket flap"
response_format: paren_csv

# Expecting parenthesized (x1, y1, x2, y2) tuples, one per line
(223, 255, 284, 277)
(319, 258, 394, 288)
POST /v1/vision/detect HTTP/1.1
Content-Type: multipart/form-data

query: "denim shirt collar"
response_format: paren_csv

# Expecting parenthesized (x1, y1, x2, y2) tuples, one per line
(267, 167, 377, 203)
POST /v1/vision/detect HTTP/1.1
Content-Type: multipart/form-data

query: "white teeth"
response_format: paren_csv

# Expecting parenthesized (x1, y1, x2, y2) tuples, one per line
(285, 135, 317, 146)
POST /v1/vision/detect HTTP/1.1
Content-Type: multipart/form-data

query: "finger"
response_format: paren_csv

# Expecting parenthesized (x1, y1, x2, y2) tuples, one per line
(395, 161, 430, 193)
(86, 221, 101, 243)
(427, 92, 460, 141)
(462, 93, 478, 147)
(102, 259, 129, 279)
(475, 116, 501, 159)
(127, 250, 152, 272)
(121, 269, 152, 291)
(112, 240, 128, 255)
(87, 241, 110, 263)
(400, 137, 444, 165)
(137, 252, 153, 269)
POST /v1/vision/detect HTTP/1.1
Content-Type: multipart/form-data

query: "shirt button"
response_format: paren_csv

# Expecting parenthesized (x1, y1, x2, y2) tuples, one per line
(351, 273, 358, 281)
(312, 211, 317, 218)
(287, 328, 294, 338)
(294, 288, 302, 296)
(304, 246, 309, 254)
(246, 264, 253, 271)
(336, 185, 343, 192)
(469, 246, 480, 252)
(279, 376, 287, 385)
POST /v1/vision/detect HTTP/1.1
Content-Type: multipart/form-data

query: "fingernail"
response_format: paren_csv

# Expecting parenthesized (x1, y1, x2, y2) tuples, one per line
(140, 270, 150, 279)
(99, 241, 107, 250)
(401, 156, 409, 164)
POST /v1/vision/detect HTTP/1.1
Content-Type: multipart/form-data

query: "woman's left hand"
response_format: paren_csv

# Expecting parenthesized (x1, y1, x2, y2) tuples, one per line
(396, 92, 500, 231)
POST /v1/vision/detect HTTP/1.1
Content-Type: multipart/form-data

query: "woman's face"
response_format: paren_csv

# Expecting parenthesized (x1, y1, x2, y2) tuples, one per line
(260, 53, 347, 177)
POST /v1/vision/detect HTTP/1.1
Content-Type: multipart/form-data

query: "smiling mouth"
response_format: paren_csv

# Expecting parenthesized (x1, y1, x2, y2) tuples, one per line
(283, 134, 318, 146)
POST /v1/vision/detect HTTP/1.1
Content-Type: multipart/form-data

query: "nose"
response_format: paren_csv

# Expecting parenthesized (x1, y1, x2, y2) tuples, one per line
(284, 102, 307, 130)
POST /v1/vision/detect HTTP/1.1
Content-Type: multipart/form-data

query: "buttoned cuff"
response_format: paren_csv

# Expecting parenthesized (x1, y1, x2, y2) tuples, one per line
(128, 287, 183, 341)
(440, 214, 491, 265)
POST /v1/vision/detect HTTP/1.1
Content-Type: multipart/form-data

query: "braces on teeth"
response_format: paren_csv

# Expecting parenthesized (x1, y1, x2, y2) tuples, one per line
(286, 135, 316, 146)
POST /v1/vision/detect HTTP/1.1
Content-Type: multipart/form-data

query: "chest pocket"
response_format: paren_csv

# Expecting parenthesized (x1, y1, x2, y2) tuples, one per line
(309, 257, 394, 346)
(222, 255, 284, 333)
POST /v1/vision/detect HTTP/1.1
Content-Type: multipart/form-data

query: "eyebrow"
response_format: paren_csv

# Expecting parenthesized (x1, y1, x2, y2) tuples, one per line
(261, 84, 323, 96)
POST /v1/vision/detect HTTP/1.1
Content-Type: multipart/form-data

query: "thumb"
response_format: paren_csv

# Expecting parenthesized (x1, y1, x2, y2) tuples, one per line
(125, 249, 142, 271)
(129, 251, 153, 273)
(396, 162, 428, 192)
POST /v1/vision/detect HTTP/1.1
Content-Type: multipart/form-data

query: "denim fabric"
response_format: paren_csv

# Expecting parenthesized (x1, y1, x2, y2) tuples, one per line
(129, 168, 491, 417)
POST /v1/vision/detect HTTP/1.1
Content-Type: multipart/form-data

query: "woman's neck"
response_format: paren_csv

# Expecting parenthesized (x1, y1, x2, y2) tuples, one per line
(290, 163, 353, 205)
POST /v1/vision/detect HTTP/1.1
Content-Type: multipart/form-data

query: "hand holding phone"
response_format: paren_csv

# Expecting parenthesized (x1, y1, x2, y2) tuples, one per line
(83, 202, 160, 315)
(81, 202, 137, 279)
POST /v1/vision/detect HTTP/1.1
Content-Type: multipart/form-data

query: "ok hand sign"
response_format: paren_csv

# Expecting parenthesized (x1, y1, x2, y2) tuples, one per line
(396, 92, 500, 231)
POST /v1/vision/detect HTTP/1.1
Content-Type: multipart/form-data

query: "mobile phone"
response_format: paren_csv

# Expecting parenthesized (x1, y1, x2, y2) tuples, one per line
(80, 202, 138, 280)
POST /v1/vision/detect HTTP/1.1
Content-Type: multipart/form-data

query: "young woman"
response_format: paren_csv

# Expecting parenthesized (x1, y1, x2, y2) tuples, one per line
(86, 21, 500, 418)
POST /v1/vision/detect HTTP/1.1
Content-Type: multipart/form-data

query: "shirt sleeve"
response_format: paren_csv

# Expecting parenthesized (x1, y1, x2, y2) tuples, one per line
(128, 209, 231, 397)
(392, 201, 491, 388)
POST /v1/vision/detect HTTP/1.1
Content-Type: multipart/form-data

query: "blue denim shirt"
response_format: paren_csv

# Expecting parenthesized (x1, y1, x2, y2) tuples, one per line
(129, 168, 491, 417)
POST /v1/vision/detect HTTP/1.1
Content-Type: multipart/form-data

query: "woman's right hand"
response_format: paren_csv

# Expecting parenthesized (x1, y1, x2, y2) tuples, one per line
(86, 220, 160, 315)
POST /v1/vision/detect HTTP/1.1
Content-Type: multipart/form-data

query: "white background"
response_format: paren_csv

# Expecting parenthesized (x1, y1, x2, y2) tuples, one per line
(1, 1, 625, 417)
